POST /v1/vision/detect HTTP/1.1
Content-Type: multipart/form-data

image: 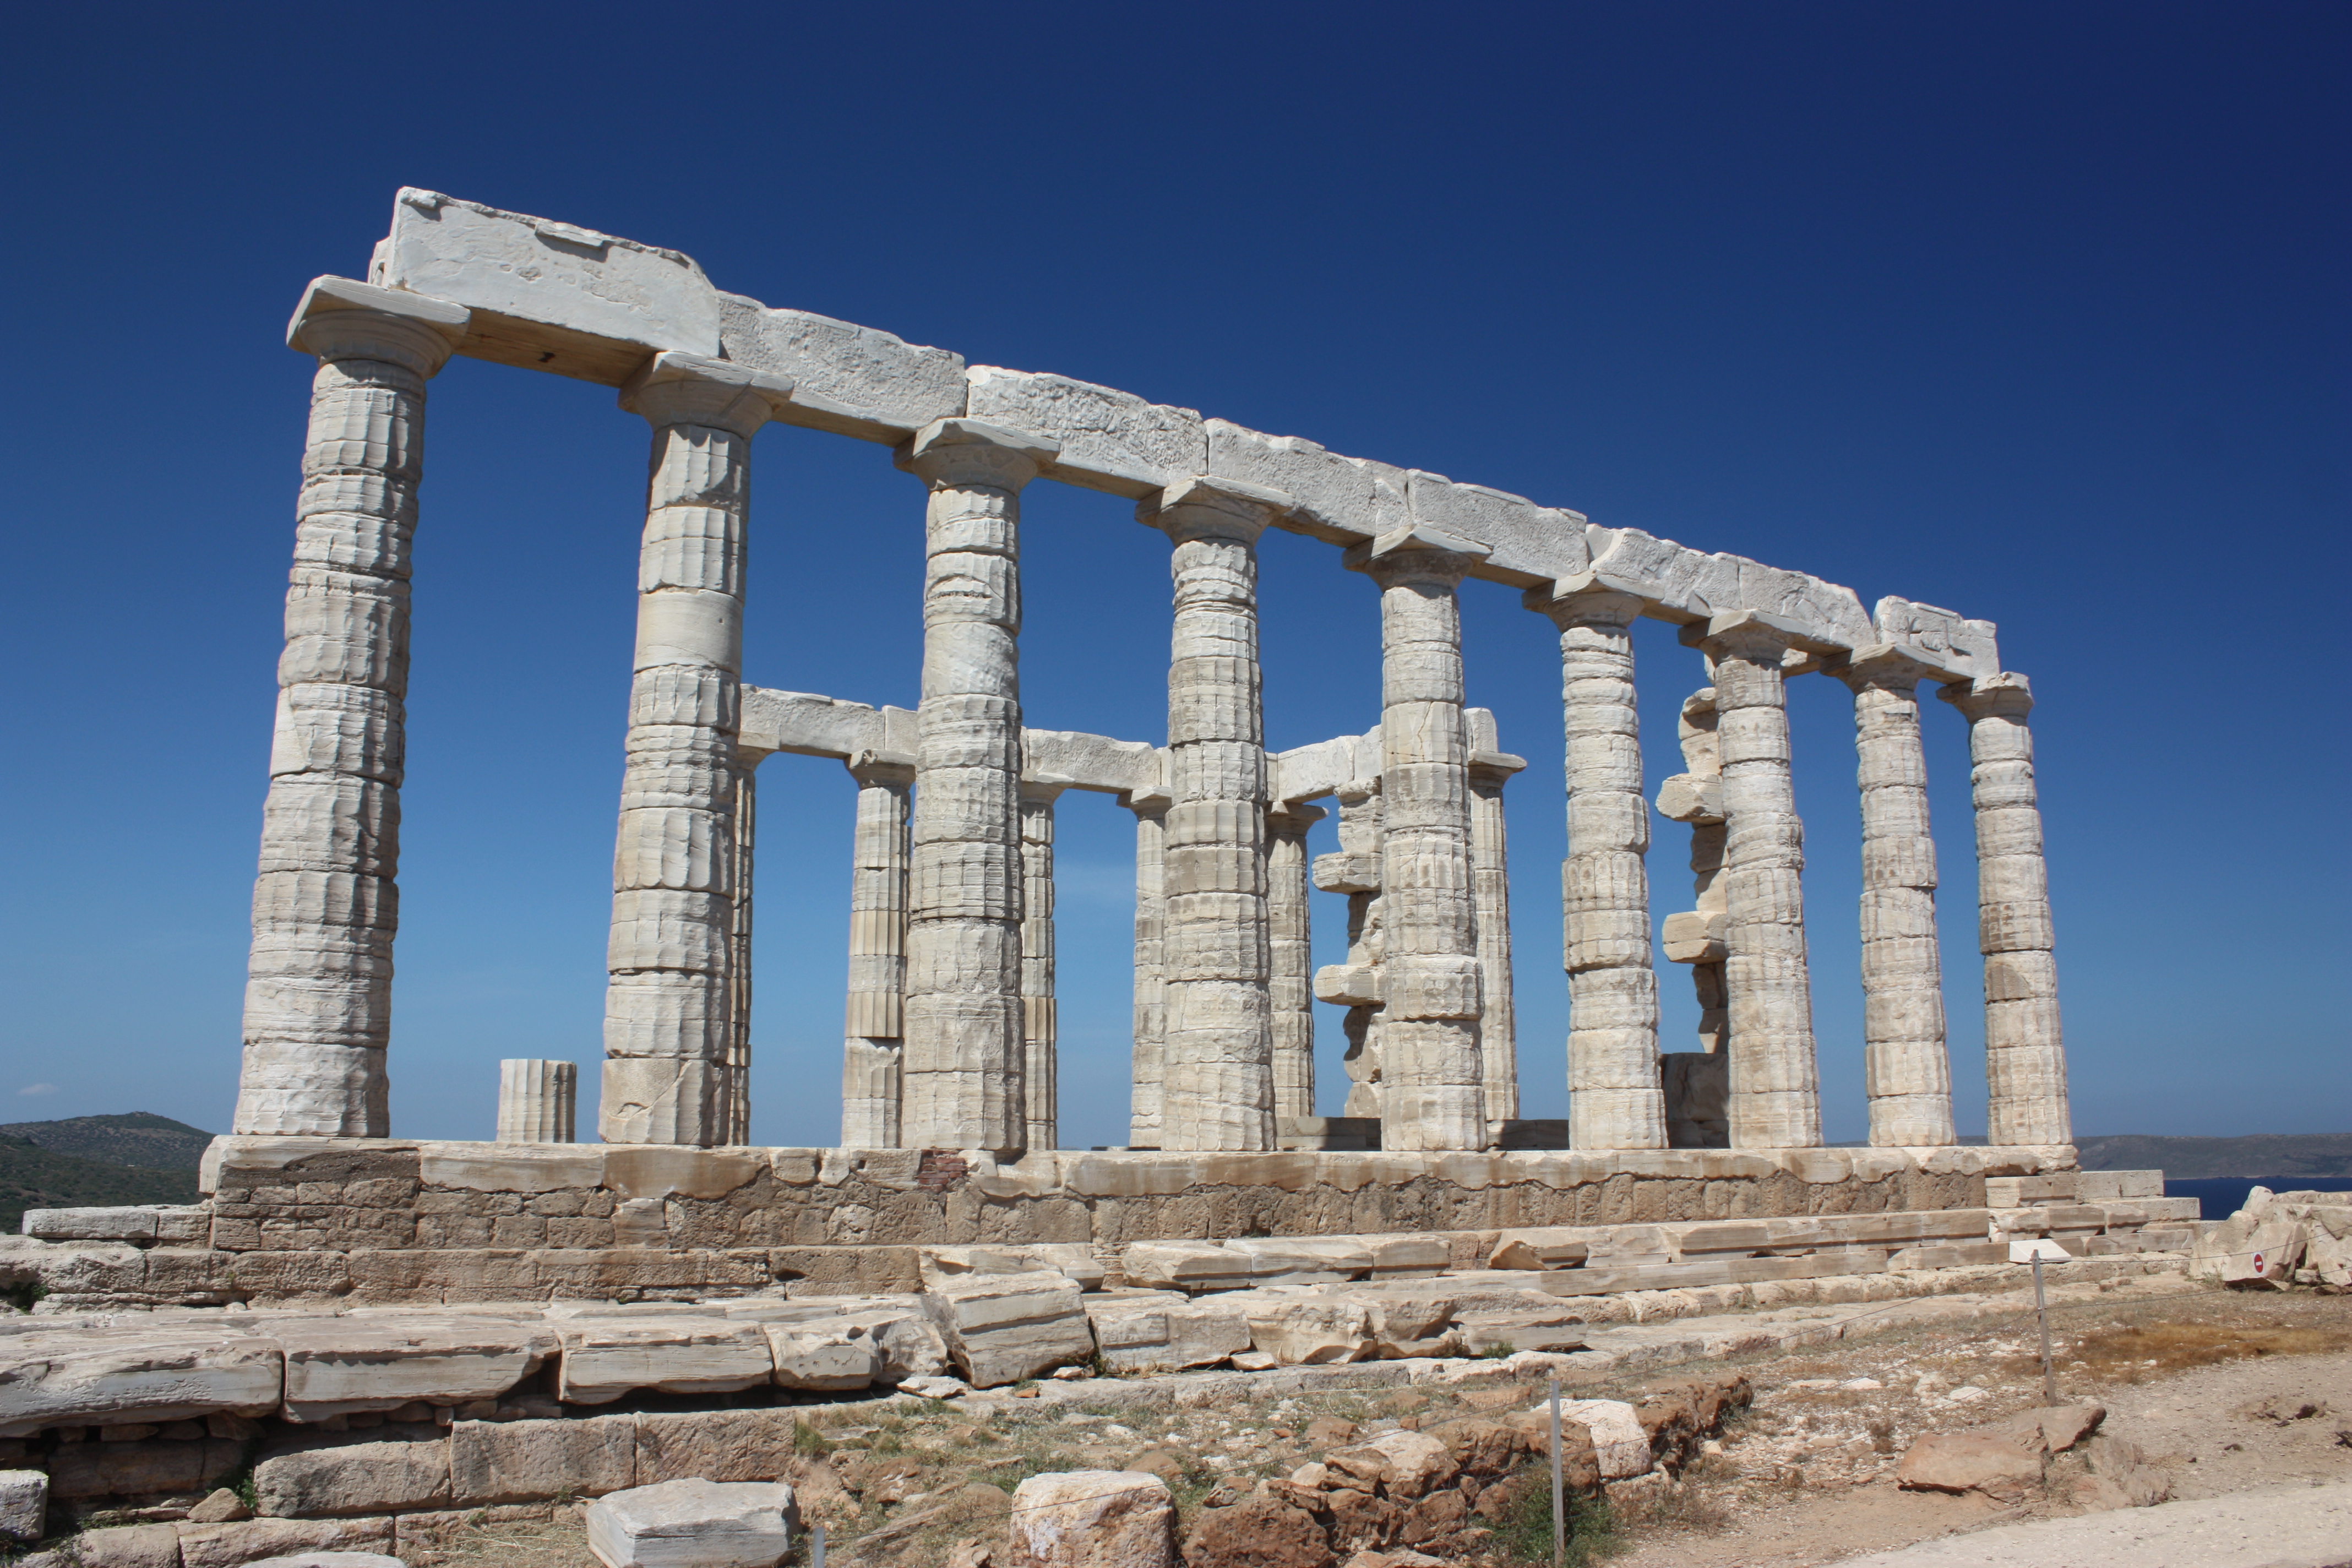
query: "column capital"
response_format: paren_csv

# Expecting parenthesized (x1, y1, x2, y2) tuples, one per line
(844, 749, 917, 789)
(1019, 778, 1071, 806)
(621, 351, 796, 439)
(287, 276, 470, 377)
(1118, 785, 1172, 816)
(1266, 801, 1329, 833)
(1940, 671, 2034, 719)
(1136, 476, 1292, 544)
(1468, 750, 1527, 787)
(1826, 643, 1945, 694)
(1344, 524, 1490, 587)
(895, 417, 1061, 492)
(1680, 609, 1842, 664)
(1523, 568, 1651, 628)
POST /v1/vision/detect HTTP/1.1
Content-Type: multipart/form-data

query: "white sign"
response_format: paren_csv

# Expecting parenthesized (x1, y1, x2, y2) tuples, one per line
(2008, 1238, 2071, 1263)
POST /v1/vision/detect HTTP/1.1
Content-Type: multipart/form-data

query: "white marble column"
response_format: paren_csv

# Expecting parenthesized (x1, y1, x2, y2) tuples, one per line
(1138, 477, 1291, 1152)
(896, 419, 1059, 1156)
(1266, 803, 1325, 1121)
(1532, 575, 1667, 1150)
(1941, 673, 2070, 1145)
(1688, 612, 1823, 1149)
(1121, 786, 1170, 1148)
(842, 752, 915, 1147)
(1349, 526, 1488, 1152)
(601, 353, 793, 1147)
(1020, 781, 1065, 1152)
(1836, 649, 1956, 1147)
(497, 1060, 577, 1144)
(1314, 781, 1387, 1118)
(1466, 714, 1525, 1140)
(722, 758, 758, 1144)
(236, 280, 469, 1139)
(1656, 688, 1732, 1148)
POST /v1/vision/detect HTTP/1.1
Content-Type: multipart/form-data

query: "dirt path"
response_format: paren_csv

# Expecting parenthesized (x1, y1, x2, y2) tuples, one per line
(1610, 1287, 2352, 1567)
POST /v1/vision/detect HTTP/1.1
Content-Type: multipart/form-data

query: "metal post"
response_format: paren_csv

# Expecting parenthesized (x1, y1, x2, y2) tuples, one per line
(1549, 1375, 1565, 1568)
(2033, 1254, 2056, 1404)
(812, 1522, 825, 1568)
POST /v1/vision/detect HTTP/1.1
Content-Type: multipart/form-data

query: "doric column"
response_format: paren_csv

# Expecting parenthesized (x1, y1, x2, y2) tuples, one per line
(497, 1060, 577, 1144)
(842, 752, 915, 1147)
(722, 757, 758, 1144)
(1266, 803, 1326, 1121)
(896, 419, 1059, 1156)
(1137, 477, 1292, 1152)
(1314, 780, 1387, 1118)
(1686, 612, 1823, 1149)
(1348, 526, 1489, 1152)
(1466, 718, 1525, 1141)
(236, 279, 468, 1138)
(1656, 688, 1731, 1148)
(1020, 781, 1065, 1152)
(1120, 786, 1170, 1148)
(1531, 574, 1667, 1151)
(1941, 673, 2070, 1145)
(1835, 648, 1956, 1147)
(601, 353, 793, 1147)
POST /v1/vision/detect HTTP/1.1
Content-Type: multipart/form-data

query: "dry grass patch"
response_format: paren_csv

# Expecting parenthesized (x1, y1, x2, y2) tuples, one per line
(2043, 1320, 2352, 1384)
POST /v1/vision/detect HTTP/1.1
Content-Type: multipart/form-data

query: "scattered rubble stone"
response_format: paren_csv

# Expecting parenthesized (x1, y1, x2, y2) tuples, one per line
(1009, 1469, 1175, 1568)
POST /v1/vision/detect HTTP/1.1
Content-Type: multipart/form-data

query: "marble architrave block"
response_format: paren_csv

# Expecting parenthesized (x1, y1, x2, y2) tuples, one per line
(1942, 674, 2069, 1146)
(1121, 787, 1171, 1149)
(497, 1060, 578, 1144)
(1019, 783, 1065, 1152)
(1531, 576, 1667, 1152)
(600, 353, 793, 1150)
(1874, 597, 1999, 684)
(1834, 648, 1957, 1148)
(842, 754, 914, 1148)
(896, 420, 1059, 1156)
(1139, 477, 1291, 1151)
(1349, 525, 1490, 1152)
(1266, 803, 1326, 1122)
(967, 367, 1206, 500)
(236, 279, 469, 1140)
(1465, 709, 1525, 1140)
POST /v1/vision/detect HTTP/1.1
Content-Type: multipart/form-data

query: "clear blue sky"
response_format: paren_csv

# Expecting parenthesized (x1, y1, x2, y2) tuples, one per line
(0, 2, 2342, 1148)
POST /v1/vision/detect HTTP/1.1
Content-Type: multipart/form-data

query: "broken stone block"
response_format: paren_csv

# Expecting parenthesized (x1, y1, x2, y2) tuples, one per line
(2220, 1217, 2308, 1285)
(275, 1316, 555, 1422)
(1224, 1238, 1374, 1285)
(1178, 1491, 1328, 1568)
(586, 1478, 796, 1568)
(175, 1515, 395, 1568)
(921, 1270, 1095, 1389)
(451, 1413, 637, 1504)
(0, 1326, 282, 1437)
(37, 1522, 181, 1567)
(919, 1245, 1106, 1293)
(187, 1487, 251, 1523)
(899, 1375, 970, 1400)
(1009, 1470, 1175, 1568)
(1325, 1431, 1459, 1500)
(556, 1318, 774, 1404)
(1548, 1400, 1649, 1480)
(631, 1409, 801, 1488)
(761, 1325, 880, 1392)
(1483, 1229, 1591, 1272)
(1896, 1432, 2044, 1501)
(1243, 1298, 1375, 1365)
(254, 1430, 451, 1517)
(1087, 1298, 1253, 1375)
(0, 1468, 45, 1543)
(1120, 1243, 1254, 1294)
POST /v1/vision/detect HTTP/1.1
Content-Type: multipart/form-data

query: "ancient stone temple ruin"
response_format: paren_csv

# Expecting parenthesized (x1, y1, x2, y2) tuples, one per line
(2, 192, 2204, 1560)
(240, 189, 2070, 1169)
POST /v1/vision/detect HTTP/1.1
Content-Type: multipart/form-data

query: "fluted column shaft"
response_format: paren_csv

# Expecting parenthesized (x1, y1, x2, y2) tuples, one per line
(498, 1060, 578, 1144)
(1123, 788, 1170, 1148)
(842, 754, 915, 1147)
(1266, 803, 1325, 1121)
(1838, 652, 1955, 1147)
(1020, 782, 1064, 1151)
(1140, 478, 1288, 1151)
(236, 282, 467, 1138)
(1466, 727, 1525, 1138)
(1534, 579, 1667, 1151)
(1942, 673, 2069, 1145)
(601, 354, 792, 1147)
(1350, 529, 1488, 1152)
(897, 420, 1058, 1155)
(1691, 613, 1823, 1148)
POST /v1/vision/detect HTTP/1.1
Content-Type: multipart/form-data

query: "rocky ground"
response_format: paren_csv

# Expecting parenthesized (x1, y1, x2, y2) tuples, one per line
(413, 1278, 2349, 1568)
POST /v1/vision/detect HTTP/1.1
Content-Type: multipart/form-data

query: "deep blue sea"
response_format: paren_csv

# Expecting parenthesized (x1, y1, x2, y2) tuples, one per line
(2162, 1175, 2352, 1219)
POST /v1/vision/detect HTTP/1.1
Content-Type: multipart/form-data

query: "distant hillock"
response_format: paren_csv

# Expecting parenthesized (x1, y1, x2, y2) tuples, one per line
(0, 1137, 200, 1234)
(0, 1112, 213, 1170)
(2077, 1133, 2352, 1179)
